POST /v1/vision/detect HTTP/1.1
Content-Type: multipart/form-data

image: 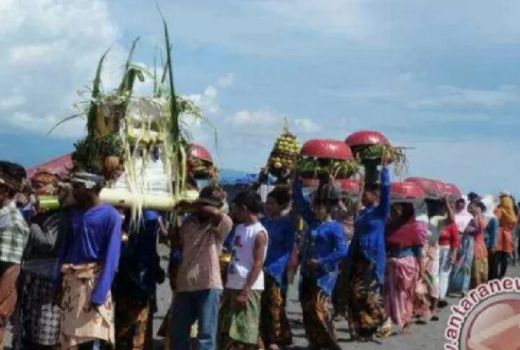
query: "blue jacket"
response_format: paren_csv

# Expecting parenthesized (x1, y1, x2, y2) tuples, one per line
(293, 178, 349, 296)
(261, 216, 296, 290)
(350, 167, 391, 285)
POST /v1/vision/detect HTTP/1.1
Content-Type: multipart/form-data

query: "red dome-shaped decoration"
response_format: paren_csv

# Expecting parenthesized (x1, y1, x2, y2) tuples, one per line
(405, 177, 444, 199)
(300, 139, 353, 160)
(190, 143, 213, 163)
(392, 181, 426, 200)
(345, 130, 390, 148)
(338, 179, 360, 194)
(442, 183, 463, 198)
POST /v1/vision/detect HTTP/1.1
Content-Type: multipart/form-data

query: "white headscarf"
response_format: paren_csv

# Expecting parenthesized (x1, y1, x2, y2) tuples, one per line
(455, 195, 472, 232)
(481, 195, 497, 219)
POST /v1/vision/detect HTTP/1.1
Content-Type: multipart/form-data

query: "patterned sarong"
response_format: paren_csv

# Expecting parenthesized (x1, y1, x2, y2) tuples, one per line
(60, 263, 115, 349)
(347, 257, 387, 338)
(219, 289, 262, 349)
(450, 234, 475, 294)
(260, 275, 292, 347)
(384, 256, 420, 330)
(471, 257, 488, 289)
(115, 295, 152, 350)
(300, 277, 338, 349)
(14, 269, 61, 348)
(438, 246, 452, 300)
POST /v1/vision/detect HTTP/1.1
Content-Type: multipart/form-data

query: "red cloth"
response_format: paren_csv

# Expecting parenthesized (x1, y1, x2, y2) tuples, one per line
(386, 221, 427, 251)
(438, 222, 461, 248)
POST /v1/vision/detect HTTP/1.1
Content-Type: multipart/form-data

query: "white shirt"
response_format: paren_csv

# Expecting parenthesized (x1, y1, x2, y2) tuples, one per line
(226, 222, 267, 291)
(455, 212, 472, 233)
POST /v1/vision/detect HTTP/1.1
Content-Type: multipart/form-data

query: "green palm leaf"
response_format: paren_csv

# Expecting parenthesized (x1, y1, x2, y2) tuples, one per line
(118, 37, 141, 95)
(46, 114, 83, 136)
(87, 48, 111, 137)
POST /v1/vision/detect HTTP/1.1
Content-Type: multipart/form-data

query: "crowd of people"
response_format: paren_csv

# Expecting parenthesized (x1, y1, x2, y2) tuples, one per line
(0, 158, 519, 350)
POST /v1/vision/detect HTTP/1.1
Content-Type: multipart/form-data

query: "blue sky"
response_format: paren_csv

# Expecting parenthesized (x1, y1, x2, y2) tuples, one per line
(1, 0, 520, 194)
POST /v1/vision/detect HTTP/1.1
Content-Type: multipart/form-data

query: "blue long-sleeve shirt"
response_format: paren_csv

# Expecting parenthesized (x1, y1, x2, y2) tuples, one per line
(293, 178, 349, 296)
(350, 167, 391, 285)
(484, 217, 499, 250)
(261, 216, 296, 290)
(59, 204, 122, 305)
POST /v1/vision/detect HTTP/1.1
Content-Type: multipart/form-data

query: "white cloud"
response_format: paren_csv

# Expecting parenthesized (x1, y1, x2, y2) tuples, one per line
(218, 73, 235, 88)
(408, 85, 520, 110)
(0, 95, 26, 111)
(225, 109, 322, 139)
(227, 109, 280, 127)
(257, 0, 374, 40)
(8, 42, 61, 66)
(185, 73, 237, 116)
(294, 118, 322, 133)
(0, 0, 123, 138)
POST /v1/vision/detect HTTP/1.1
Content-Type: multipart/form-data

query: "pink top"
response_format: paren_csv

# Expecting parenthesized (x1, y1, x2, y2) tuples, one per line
(176, 214, 233, 292)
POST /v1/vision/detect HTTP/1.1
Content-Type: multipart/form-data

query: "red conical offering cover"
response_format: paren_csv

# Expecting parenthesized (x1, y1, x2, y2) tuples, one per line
(392, 181, 426, 200)
(338, 179, 360, 194)
(190, 143, 213, 163)
(345, 130, 390, 148)
(300, 139, 353, 160)
(442, 183, 463, 198)
(405, 177, 444, 199)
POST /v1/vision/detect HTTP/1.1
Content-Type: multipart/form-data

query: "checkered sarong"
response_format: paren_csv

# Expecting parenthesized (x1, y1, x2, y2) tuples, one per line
(14, 270, 61, 347)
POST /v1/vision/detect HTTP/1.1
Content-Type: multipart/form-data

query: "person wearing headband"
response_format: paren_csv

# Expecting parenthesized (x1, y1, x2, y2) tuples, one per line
(56, 171, 121, 349)
(0, 161, 30, 347)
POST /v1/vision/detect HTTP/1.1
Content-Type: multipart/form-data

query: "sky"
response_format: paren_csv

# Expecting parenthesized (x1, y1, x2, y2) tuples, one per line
(1, 0, 520, 195)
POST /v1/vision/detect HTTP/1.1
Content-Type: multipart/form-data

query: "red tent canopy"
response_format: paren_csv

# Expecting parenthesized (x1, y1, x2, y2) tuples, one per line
(27, 154, 73, 178)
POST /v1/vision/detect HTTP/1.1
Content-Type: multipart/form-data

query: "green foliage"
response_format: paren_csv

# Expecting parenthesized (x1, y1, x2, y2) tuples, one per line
(297, 157, 360, 179)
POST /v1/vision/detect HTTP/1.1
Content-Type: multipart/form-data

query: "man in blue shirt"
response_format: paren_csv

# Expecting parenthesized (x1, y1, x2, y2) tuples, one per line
(57, 172, 122, 350)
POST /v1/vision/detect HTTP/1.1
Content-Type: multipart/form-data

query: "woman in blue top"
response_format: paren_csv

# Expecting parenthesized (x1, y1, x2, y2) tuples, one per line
(260, 187, 296, 350)
(293, 178, 348, 350)
(346, 166, 391, 342)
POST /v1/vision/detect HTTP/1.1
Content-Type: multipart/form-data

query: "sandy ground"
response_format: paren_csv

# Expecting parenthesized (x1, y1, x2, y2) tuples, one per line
(6, 250, 520, 349)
